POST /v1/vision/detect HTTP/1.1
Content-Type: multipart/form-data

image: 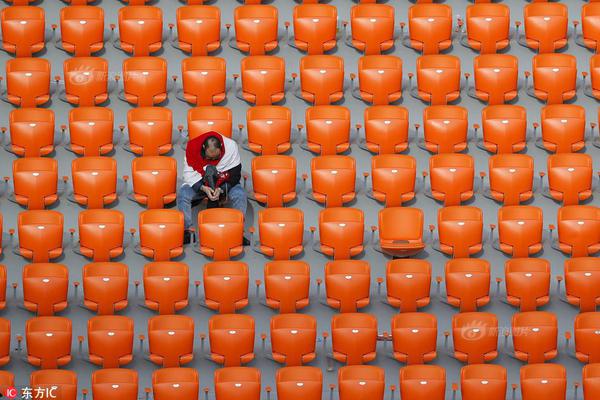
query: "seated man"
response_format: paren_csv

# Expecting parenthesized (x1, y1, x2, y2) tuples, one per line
(177, 130, 248, 244)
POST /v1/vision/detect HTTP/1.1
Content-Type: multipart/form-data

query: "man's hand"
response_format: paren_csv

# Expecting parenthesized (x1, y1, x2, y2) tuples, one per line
(209, 187, 222, 202)
(201, 185, 214, 198)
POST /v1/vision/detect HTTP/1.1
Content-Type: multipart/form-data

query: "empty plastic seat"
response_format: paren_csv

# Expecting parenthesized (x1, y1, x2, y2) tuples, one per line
(520, 364, 566, 400)
(250, 155, 296, 207)
(352, 55, 402, 105)
(87, 316, 134, 368)
(391, 312, 437, 364)
(179, 57, 226, 106)
(576, 3, 600, 54)
(270, 314, 316, 366)
(520, 3, 568, 53)
(586, 55, 600, 101)
(30, 370, 77, 400)
(528, 54, 577, 104)
(0, 370, 14, 389)
(436, 207, 483, 258)
(203, 261, 249, 314)
(573, 312, 600, 363)
(399, 365, 446, 400)
(17, 210, 63, 262)
(264, 260, 310, 313)
(486, 154, 534, 206)
(377, 207, 425, 257)
(495, 206, 543, 257)
(120, 57, 168, 107)
(452, 312, 498, 364)
(325, 260, 370, 313)
(152, 368, 199, 400)
(331, 313, 378, 365)
(309, 156, 356, 207)
(256, 208, 303, 260)
(58, 6, 104, 56)
(583, 363, 600, 399)
(26, 316, 72, 369)
(82, 262, 129, 315)
(76, 210, 124, 261)
(564, 257, 600, 312)
(545, 154, 593, 205)
(245, 106, 292, 155)
(347, 4, 394, 55)
(71, 157, 118, 209)
(238, 56, 285, 105)
(504, 258, 551, 312)
(187, 106, 232, 140)
(276, 366, 322, 400)
(304, 105, 350, 155)
(479, 105, 527, 154)
(405, 4, 452, 54)
(470, 54, 518, 105)
(289, 4, 337, 55)
(131, 156, 177, 209)
(1, 6, 45, 57)
(67, 107, 114, 156)
(61, 57, 108, 106)
(555, 206, 600, 257)
(126, 107, 173, 156)
(444, 258, 490, 311)
(148, 315, 194, 367)
(4, 57, 50, 107)
(115, 6, 162, 56)
(460, 364, 507, 400)
(12, 157, 58, 210)
(538, 105, 586, 153)
(511, 311, 558, 363)
(214, 367, 261, 400)
(0, 319, 8, 367)
(296, 55, 344, 105)
(316, 207, 364, 259)
(232, 5, 278, 55)
(198, 208, 244, 261)
(368, 155, 415, 207)
(0, 265, 6, 310)
(361, 106, 409, 154)
(92, 369, 138, 400)
(427, 154, 475, 206)
(209, 314, 255, 367)
(144, 262, 189, 314)
(421, 105, 468, 153)
(338, 366, 385, 400)
(173, 5, 220, 56)
(463, 4, 510, 54)
(22, 263, 68, 316)
(6, 108, 55, 157)
(385, 259, 431, 312)
(412, 55, 461, 105)
(138, 210, 184, 261)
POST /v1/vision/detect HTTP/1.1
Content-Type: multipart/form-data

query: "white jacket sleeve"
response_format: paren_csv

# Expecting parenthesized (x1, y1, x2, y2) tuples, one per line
(182, 155, 203, 187)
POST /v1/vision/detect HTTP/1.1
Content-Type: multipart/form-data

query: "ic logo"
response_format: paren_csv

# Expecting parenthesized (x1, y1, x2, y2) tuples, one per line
(3, 387, 17, 399)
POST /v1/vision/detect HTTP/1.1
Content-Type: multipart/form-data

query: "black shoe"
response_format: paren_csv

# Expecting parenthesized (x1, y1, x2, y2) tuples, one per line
(183, 230, 192, 245)
(242, 236, 251, 246)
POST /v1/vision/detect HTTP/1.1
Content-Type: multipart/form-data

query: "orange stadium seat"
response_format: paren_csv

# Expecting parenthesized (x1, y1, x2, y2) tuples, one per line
(0, 370, 13, 389)
(518, 3, 568, 54)
(330, 313, 378, 366)
(263, 260, 310, 313)
(152, 368, 199, 400)
(462, 4, 510, 54)
(554, 206, 600, 257)
(147, 315, 194, 367)
(203, 261, 249, 314)
(76, 210, 124, 261)
(376, 207, 425, 257)
(520, 364, 566, 400)
(250, 155, 297, 208)
(572, 312, 600, 363)
(576, 3, 600, 53)
(324, 260, 370, 313)
(308, 156, 356, 207)
(269, 314, 317, 366)
(468, 54, 518, 105)
(0, 265, 6, 310)
(82, 262, 129, 315)
(60, 57, 109, 106)
(22, 263, 68, 316)
(410, 55, 461, 105)
(230, 5, 278, 55)
(420, 105, 468, 153)
(254, 208, 304, 260)
(434, 206, 483, 258)
(87, 315, 134, 368)
(172, 5, 221, 56)
(25, 316, 72, 369)
(504, 258, 551, 312)
(177, 56, 226, 106)
(119, 57, 168, 107)
(5, 108, 55, 158)
(295, 55, 344, 105)
(143, 262, 189, 314)
(17, 210, 63, 263)
(125, 107, 173, 156)
(545, 153, 593, 206)
(57, 6, 104, 57)
(208, 314, 255, 367)
(385, 259, 431, 312)
(197, 208, 244, 261)
(351, 55, 402, 105)
(0, 319, 8, 367)
(237, 56, 285, 106)
(563, 257, 600, 312)
(483, 154, 534, 206)
(66, 107, 115, 156)
(276, 366, 322, 400)
(444, 258, 490, 312)
(360, 106, 409, 154)
(526, 54, 577, 104)
(586, 55, 600, 100)
(92, 369, 138, 400)
(404, 4, 452, 55)
(130, 156, 177, 209)
(315, 207, 364, 260)
(510, 311, 558, 364)
(391, 312, 437, 364)
(583, 363, 600, 399)
(494, 206, 543, 257)
(460, 364, 507, 400)
(338, 366, 385, 400)
(426, 154, 475, 206)
(478, 105, 527, 154)
(1, 6, 45, 57)
(137, 210, 184, 261)
(399, 365, 446, 400)
(537, 105, 586, 153)
(451, 312, 498, 364)
(30, 370, 77, 400)
(303, 105, 350, 155)
(114, 6, 163, 56)
(244, 106, 292, 155)
(3, 57, 51, 107)
(70, 157, 118, 209)
(214, 367, 261, 400)
(346, 4, 394, 55)
(11, 157, 58, 210)
(367, 154, 416, 207)
(287, 4, 337, 55)
(187, 106, 232, 141)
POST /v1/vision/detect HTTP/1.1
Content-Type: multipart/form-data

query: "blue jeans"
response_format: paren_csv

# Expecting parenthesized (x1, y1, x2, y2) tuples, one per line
(177, 183, 248, 229)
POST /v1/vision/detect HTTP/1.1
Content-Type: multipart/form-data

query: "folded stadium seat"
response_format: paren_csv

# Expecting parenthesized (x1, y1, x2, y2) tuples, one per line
(172, 6, 220, 56)
(420, 105, 468, 153)
(563, 257, 600, 312)
(87, 315, 134, 368)
(583, 364, 600, 399)
(483, 154, 534, 206)
(0, 216, 2, 258)
(575, 3, 600, 53)
(76, 210, 124, 261)
(153, 368, 199, 400)
(572, 312, 600, 363)
(82, 262, 129, 315)
(520, 364, 566, 400)
(0, 371, 13, 388)
(399, 365, 446, 400)
(294, 55, 344, 105)
(0, 319, 8, 367)
(16, 210, 63, 262)
(60, 57, 109, 106)
(208, 314, 255, 367)
(236, 56, 285, 105)
(187, 106, 232, 141)
(478, 105, 528, 153)
(6, 108, 55, 157)
(11, 157, 58, 210)
(526, 54, 577, 104)
(244, 106, 292, 155)
(385, 259, 431, 312)
(323, 260, 370, 313)
(434, 206, 483, 258)
(125, 107, 173, 156)
(177, 57, 226, 106)
(3, 57, 50, 107)
(553, 206, 600, 257)
(367, 155, 416, 207)
(586, 56, 600, 105)
(403, 4, 452, 55)
(345, 4, 394, 55)
(536, 105, 586, 153)
(137, 209, 184, 261)
(57, 6, 104, 57)
(410, 55, 461, 105)
(338, 366, 385, 400)
(460, 364, 507, 400)
(518, 3, 568, 53)
(230, 5, 278, 55)
(25, 316, 72, 369)
(263, 261, 310, 313)
(130, 156, 177, 209)
(147, 315, 194, 367)
(391, 312, 437, 364)
(113, 6, 163, 56)
(376, 207, 425, 257)
(203, 261, 249, 314)
(287, 4, 337, 55)
(493, 206, 543, 257)
(30, 370, 77, 400)
(254, 208, 304, 260)
(22, 263, 68, 316)
(450, 312, 498, 364)
(0, 265, 5, 310)
(461, 4, 510, 54)
(214, 367, 261, 400)
(276, 366, 322, 400)
(250, 155, 297, 207)
(360, 106, 409, 154)
(468, 54, 518, 105)
(425, 154, 475, 206)
(308, 156, 356, 207)
(315, 207, 364, 259)
(443, 258, 490, 312)
(510, 311, 558, 363)
(70, 157, 118, 209)
(504, 258, 551, 312)
(330, 313, 378, 366)
(269, 314, 317, 366)
(143, 262, 189, 314)
(119, 57, 168, 107)
(544, 154, 593, 205)
(351, 55, 402, 105)
(66, 107, 114, 156)
(197, 208, 244, 261)
(92, 369, 138, 400)
(303, 105, 351, 155)
(1, 6, 45, 57)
